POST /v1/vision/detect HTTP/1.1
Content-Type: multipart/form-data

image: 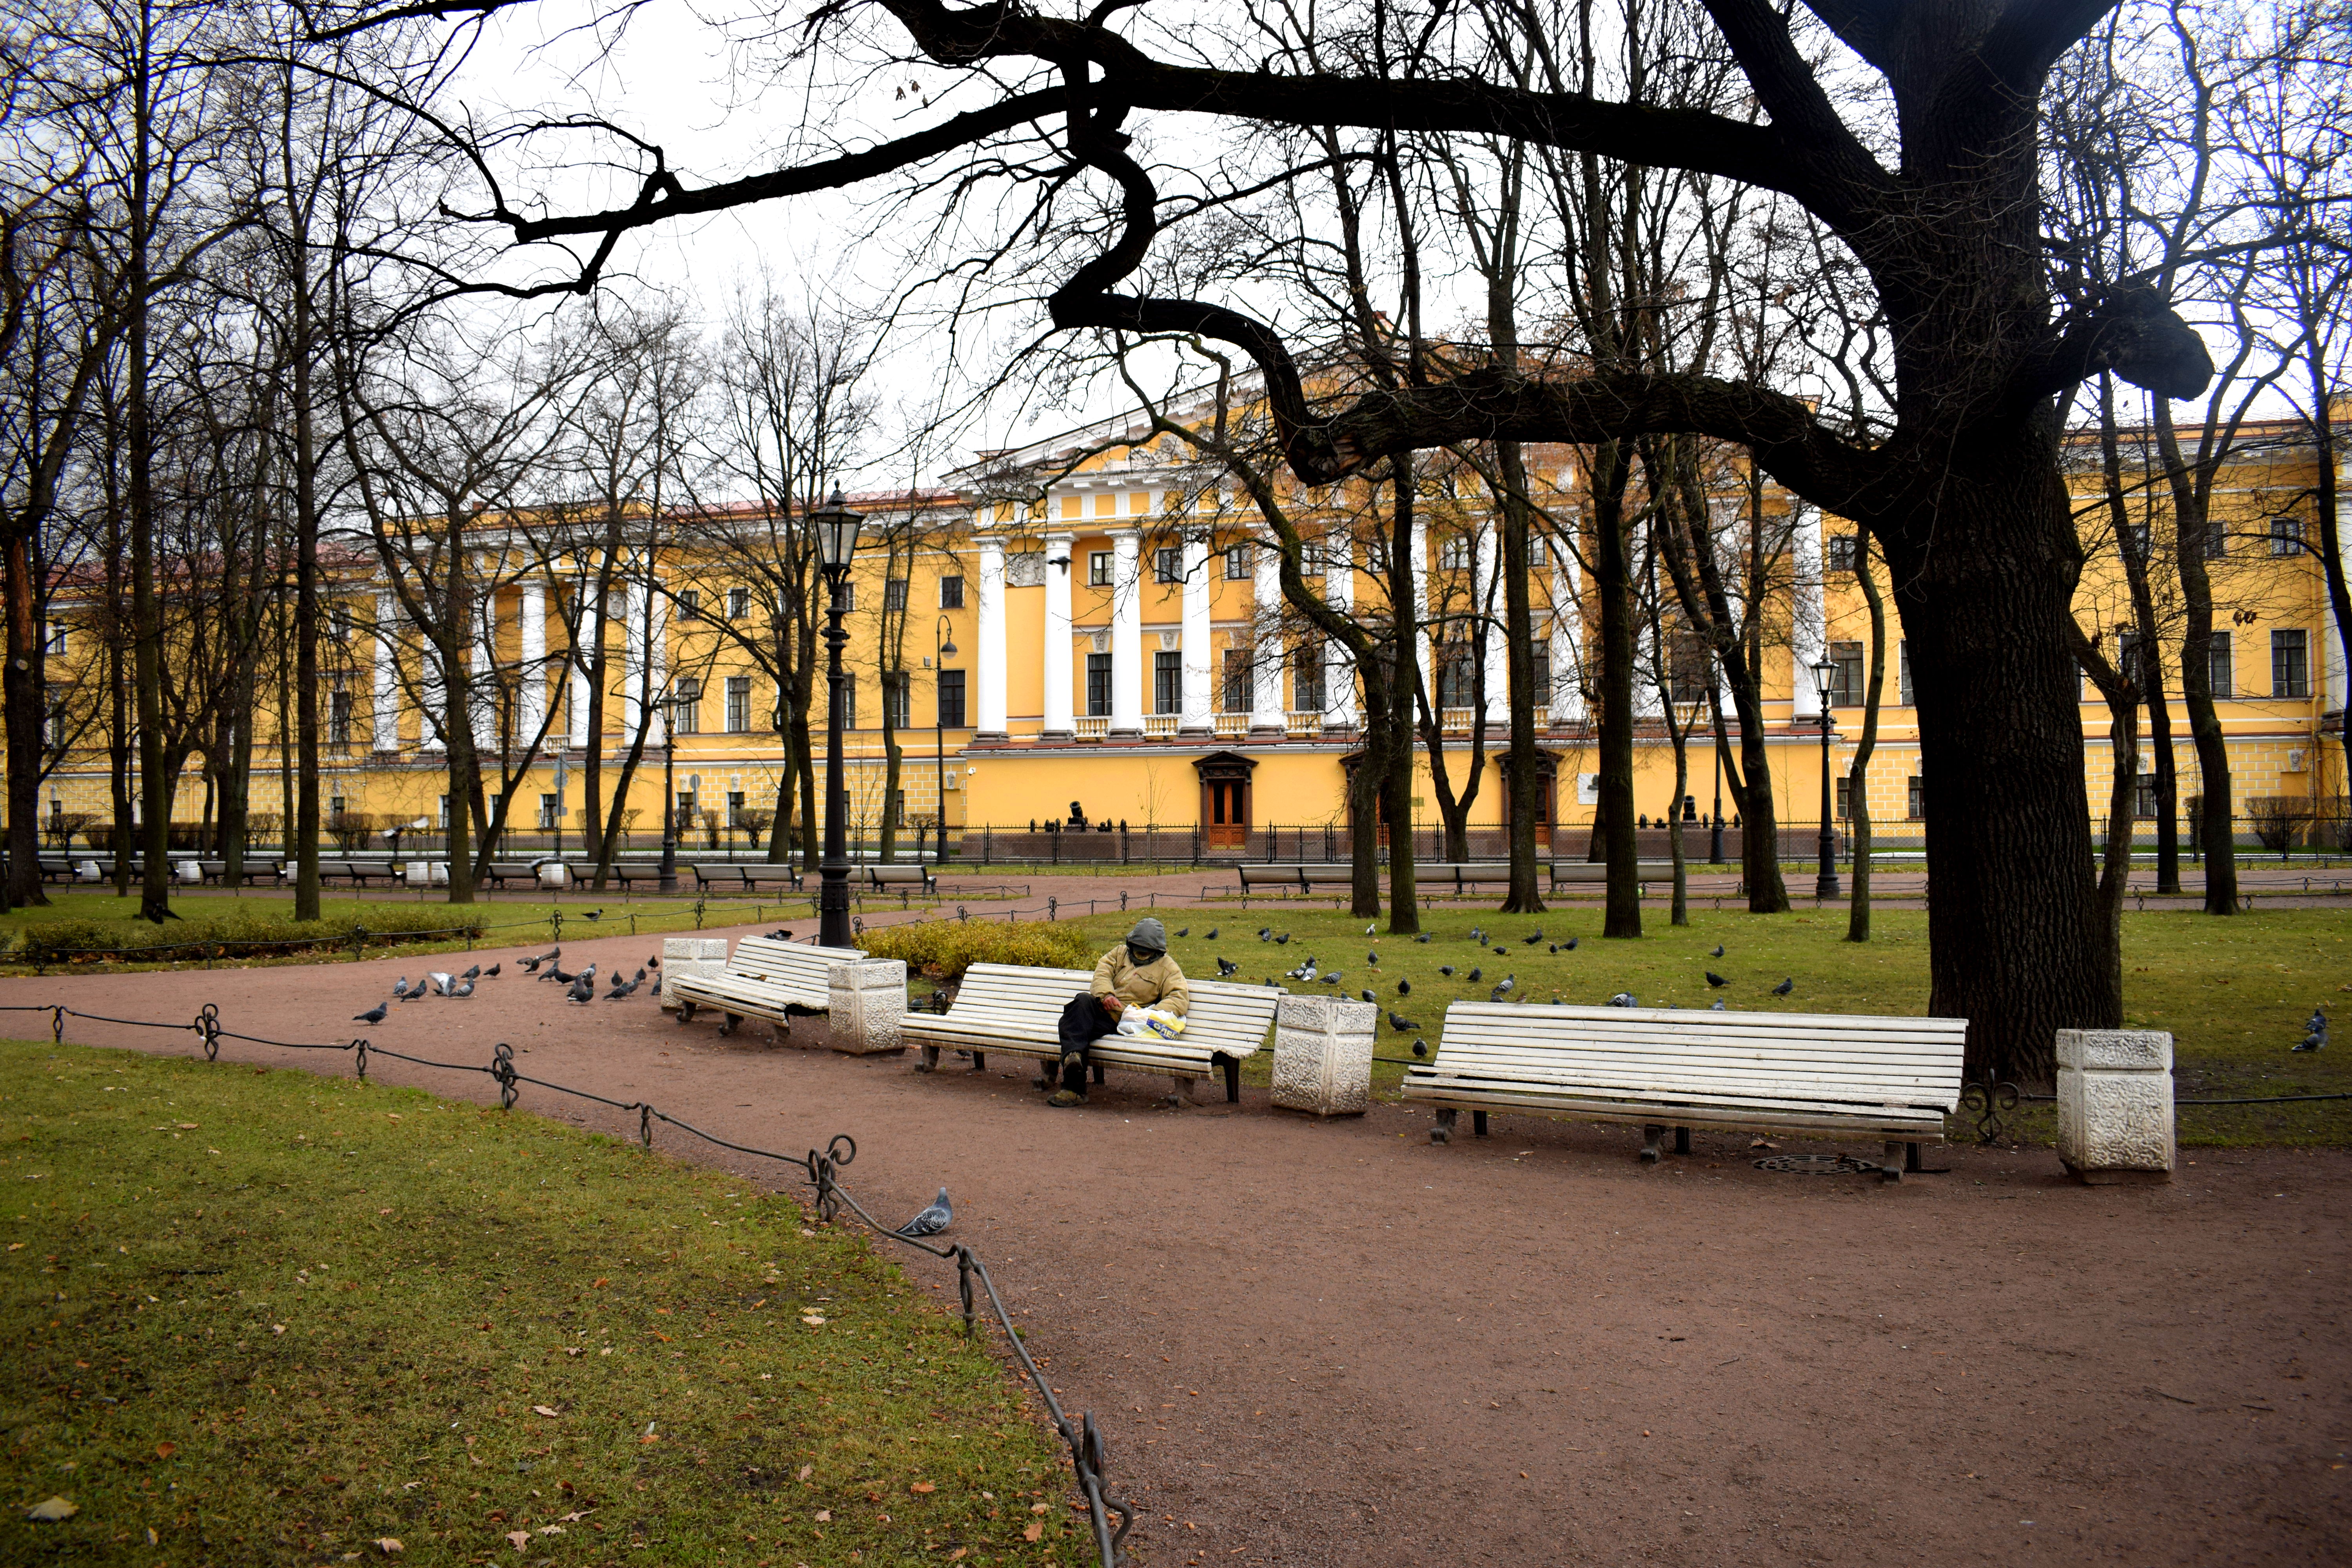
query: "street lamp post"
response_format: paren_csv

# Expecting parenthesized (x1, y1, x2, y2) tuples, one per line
(658, 690, 679, 893)
(1811, 657, 1842, 898)
(1708, 717, 1726, 865)
(813, 487, 865, 949)
(935, 615, 958, 869)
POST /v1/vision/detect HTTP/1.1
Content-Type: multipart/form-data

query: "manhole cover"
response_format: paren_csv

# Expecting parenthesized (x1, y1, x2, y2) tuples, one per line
(1753, 1152, 1878, 1175)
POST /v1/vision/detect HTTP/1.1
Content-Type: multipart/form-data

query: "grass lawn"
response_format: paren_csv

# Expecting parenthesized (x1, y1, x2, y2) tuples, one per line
(2, 1043, 1077, 1564)
(1060, 904, 2352, 1146)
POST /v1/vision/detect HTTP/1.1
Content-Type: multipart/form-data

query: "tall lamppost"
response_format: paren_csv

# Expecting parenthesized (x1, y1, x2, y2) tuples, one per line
(1811, 656, 1842, 898)
(1708, 733, 1726, 865)
(658, 683, 680, 893)
(935, 614, 957, 867)
(813, 487, 864, 949)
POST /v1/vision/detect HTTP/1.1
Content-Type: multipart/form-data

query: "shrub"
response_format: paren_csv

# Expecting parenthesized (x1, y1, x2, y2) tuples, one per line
(858, 920, 1096, 982)
(11, 904, 486, 968)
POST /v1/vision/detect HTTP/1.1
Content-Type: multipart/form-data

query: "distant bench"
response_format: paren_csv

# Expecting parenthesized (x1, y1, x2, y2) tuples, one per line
(1238, 860, 1681, 899)
(691, 863, 805, 895)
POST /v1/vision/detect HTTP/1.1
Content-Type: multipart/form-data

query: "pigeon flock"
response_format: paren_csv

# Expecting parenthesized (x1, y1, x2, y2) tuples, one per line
(350, 946, 669, 1022)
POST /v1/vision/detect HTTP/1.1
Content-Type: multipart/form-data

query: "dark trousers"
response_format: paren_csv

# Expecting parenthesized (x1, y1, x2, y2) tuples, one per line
(1056, 993, 1117, 1093)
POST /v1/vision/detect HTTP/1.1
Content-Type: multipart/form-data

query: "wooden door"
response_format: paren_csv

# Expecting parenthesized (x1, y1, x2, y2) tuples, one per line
(1205, 779, 1249, 851)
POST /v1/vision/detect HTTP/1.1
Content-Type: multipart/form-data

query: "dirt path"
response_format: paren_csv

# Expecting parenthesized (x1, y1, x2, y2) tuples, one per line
(4, 920, 2345, 1566)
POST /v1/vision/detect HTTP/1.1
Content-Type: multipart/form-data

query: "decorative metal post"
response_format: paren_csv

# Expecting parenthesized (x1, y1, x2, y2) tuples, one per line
(936, 615, 957, 870)
(1708, 728, 1726, 865)
(658, 695, 679, 893)
(813, 488, 865, 949)
(1811, 657, 1841, 898)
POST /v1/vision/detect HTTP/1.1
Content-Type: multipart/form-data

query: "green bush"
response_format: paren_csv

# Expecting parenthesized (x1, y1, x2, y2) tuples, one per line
(12, 905, 485, 968)
(858, 919, 1097, 982)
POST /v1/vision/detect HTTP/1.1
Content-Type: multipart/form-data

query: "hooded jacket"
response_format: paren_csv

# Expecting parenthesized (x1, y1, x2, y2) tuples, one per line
(1089, 937, 1190, 1017)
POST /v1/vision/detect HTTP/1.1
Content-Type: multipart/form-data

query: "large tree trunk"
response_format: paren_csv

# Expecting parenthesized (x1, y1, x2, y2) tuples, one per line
(3, 528, 50, 907)
(1589, 442, 1639, 938)
(1496, 439, 1543, 913)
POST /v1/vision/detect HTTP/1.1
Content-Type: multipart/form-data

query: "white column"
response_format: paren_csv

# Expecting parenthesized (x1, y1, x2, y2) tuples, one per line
(519, 579, 548, 742)
(1410, 514, 1432, 706)
(1109, 528, 1143, 737)
(471, 584, 498, 750)
(1548, 539, 1584, 724)
(1251, 533, 1286, 734)
(1180, 529, 1212, 735)
(1790, 502, 1825, 722)
(975, 535, 1007, 739)
(622, 577, 650, 745)
(417, 598, 446, 754)
(1323, 537, 1356, 731)
(645, 583, 669, 748)
(2328, 492, 2350, 711)
(1042, 531, 1074, 739)
(1475, 518, 1507, 728)
(372, 590, 400, 752)
(568, 585, 599, 751)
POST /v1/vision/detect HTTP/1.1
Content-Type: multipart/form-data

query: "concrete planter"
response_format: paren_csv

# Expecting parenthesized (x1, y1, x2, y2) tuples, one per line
(537, 861, 569, 891)
(826, 958, 907, 1055)
(2055, 1029, 2175, 1184)
(400, 860, 448, 887)
(1271, 995, 1376, 1116)
(659, 937, 729, 1013)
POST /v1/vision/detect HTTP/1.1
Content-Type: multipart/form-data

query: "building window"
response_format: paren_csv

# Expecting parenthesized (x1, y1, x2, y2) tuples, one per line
(1664, 631, 1710, 704)
(330, 605, 352, 644)
(1436, 640, 1477, 710)
(1907, 776, 1925, 820)
(539, 793, 559, 829)
(2272, 629, 2309, 698)
(939, 574, 964, 609)
(1531, 643, 1551, 701)
(2206, 632, 2233, 698)
(1153, 650, 1182, 713)
(726, 790, 744, 827)
(2270, 515, 2305, 557)
(937, 669, 966, 728)
(2132, 770, 2159, 819)
(1088, 551, 1113, 587)
(1898, 641, 1913, 706)
(1828, 641, 1864, 707)
(328, 688, 352, 746)
(1221, 647, 1252, 712)
(677, 589, 701, 620)
(2203, 521, 2227, 559)
(670, 677, 702, 734)
(676, 791, 697, 830)
(884, 578, 908, 611)
(1292, 642, 1326, 713)
(42, 620, 65, 656)
(439, 794, 451, 829)
(727, 586, 750, 620)
(725, 675, 751, 733)
(1826, 534, 1859, 573)
(1152, 546, 1181, 584)
(1225, 543, 1253, 580)
(1835, 777, 1852, 820)
(1085, 653, 1112, 717)
(1299, 537, 1325, 578)
(330, 794, 346, 819)
(837, 581, 857, 613)
(1436, 535, 1471, 570)
(2116, 628, 2146, 691)
(839, 675, 858, 728)
(883, 674, 909, 729)
(2123, 521, 2152, 560)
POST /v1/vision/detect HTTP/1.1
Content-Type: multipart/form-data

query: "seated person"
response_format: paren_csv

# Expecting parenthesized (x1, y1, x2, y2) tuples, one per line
(1050, 917, 1189, 1107)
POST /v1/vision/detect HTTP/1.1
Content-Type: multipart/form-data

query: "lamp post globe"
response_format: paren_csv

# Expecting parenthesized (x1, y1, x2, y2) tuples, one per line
(813, 487, 865, 949)
(1811, 657, 1841, 899)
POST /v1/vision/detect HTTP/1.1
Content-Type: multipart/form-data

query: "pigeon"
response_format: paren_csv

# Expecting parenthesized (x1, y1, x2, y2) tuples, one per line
(400, 986, 428, 1002)
(1493, 946, 1508, 956)
(567, 974, 595, 1004)
(1771, 976, 1795, 996)
(610, 977, 641, 1000)
(1414, 932, 1432, 944)
(649, 977, 661, 997)
(1523, 929, 1544, 945)
(1438, 965, 1455, 977)
(1275, 932, 1291, 945)
(1320, 970, 1344, 987)
(1548, 944, 1559, 953)
(521, 947, 559, 973)
(1215, 957, 1240, 977)
(1257, 927, 1272, 941)
(353, 1003, 388, 1024)
(426, 971, 456, 997)
(1549, 995, 1562, 1006)
(1357, 988, 1374, 1004)
(1367, 951, 1380, 965)
(1710, 999, 1727, 1011)
(484, 963, 501, 978)
(1264, 978, 1277, 987)
(391, 975, 411, 998)
(1492, 974, 1516, 997)
(581, 909, 604, 922)
(1388, 1011, 1421, 1032)
(647, 955, 660, 968)
(1286, 958, 1319, 982)
(460, 964, 481, 981)
(542, 964, 575, 984)
(519, 955, 543, 974)
(1204, 929, 1217, 940)
(1563, 936, 1579, 951)
(1467, 967, 1482, 984)
(1706, 971, 1728, 989)
(896, 1187, 953, 1238)
(1396, 978, 1411, 996)
(767, 929, 793, 940)
(577, 963, 597, 985)
(1710, 945, 1725, 958)
(1175, 927, 1189, 938)
(1608, 993, 1637, 1007)
(2296, 1008, 2328, 1052)
(449, 979, 474, 999)
(1468, 926, 1485, 944)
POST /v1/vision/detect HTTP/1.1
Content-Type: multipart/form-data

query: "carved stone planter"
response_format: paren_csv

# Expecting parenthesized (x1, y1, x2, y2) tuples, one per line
(536, 861, 569, 891)
(1271, 996, 1376, 1117)
(659, 937, 729, 1014)
(2055, 1029, 2174, 1184)
(826, 958, 907, 1055)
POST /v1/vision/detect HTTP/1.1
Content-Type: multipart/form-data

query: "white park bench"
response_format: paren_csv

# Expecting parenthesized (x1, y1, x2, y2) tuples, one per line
(1402, 1000, 1969, 1182)
(903, 962, 1286, 1104)
(670, 935, 864, 1038)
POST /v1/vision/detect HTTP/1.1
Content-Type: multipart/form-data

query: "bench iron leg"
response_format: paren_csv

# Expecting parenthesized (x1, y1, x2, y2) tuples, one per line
(719, 1012, 740, 1038)
(971, 1050, 985, 1071)
(1882, 1141, 1906, 1184)
(1641, 1125, 1665, 1163)
(1222, 1057, 1240, 1103)
(1674, 1127, 1692, 1156)
(677, 1001, 696, 1025)
(1431, 1108, 1457, 1145)
(1472, 1109, 1488, 1138)
(1092, 1062, 1105, 1086)
(918, 1045, 939, 1074)
(1906, 1141, 1924, 1173)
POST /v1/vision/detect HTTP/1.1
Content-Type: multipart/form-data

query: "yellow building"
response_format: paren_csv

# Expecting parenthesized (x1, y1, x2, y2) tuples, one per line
(27, 414, 2349, 858)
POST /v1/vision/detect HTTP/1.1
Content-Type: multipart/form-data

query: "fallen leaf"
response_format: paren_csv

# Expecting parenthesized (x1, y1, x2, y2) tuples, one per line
(155, 1441, 176, 1459)
(1024, 1521, 1044, 1543)
(592, 1277, 608, 1288)
(377, 1208, 393, 1216)
(147, 1528, 159, 1546)
(25, 1497, 77, 1523)
(536, 1525, 564, 1535)
(799, 1314, 826, 1327)
(910, 1481, 935, 1494)
(1031, 1503, 1049, 1515)
(796, 1465, 813, 1482)
(376, 1539, 403, 1555)
(532, 1405, 561, 1418)
(813, 1510, 831, 1523)
(6, 1241, 22, 1252)
(506, 1530, 530, 1550)
(176, 1122, 198, 1129)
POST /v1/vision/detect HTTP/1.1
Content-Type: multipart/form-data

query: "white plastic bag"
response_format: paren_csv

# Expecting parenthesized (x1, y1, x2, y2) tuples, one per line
(1115, 1004, 1186, 1041)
